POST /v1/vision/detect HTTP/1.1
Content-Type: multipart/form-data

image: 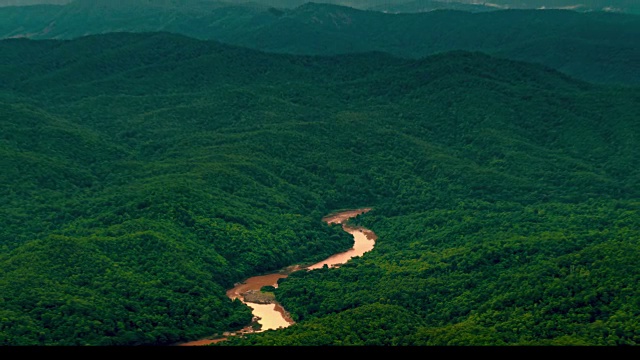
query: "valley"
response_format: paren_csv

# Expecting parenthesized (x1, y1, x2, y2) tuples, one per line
(0, 3, 639, 346)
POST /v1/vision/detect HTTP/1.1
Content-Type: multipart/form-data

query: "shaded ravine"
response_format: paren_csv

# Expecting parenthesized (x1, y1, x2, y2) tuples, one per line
(176, 208, 376, 346)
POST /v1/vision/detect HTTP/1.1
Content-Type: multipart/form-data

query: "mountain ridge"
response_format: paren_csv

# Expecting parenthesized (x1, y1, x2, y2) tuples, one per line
(1, 2, 638, 85)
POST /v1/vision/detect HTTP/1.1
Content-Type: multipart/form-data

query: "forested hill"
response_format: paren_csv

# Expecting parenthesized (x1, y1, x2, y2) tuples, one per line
(1, 32, 639, 345)
(226, 3, 640, 86)
(1, 1, 639, 85)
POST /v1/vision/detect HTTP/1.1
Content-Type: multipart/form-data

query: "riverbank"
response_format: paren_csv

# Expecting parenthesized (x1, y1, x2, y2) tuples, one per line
(176, 208, 375, 346)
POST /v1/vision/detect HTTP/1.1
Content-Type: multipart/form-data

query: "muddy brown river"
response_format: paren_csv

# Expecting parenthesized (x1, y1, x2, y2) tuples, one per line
(177, 208, 375, 346)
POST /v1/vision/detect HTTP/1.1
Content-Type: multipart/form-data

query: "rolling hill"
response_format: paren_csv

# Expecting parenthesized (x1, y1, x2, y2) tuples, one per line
(1, 1, 638, 86)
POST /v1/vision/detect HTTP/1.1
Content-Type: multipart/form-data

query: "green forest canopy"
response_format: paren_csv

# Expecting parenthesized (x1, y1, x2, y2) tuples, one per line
(0, 32, 639, 345)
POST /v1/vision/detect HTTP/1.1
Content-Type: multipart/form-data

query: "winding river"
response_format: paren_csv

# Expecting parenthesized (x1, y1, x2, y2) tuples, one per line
(177, 208, 376, 346)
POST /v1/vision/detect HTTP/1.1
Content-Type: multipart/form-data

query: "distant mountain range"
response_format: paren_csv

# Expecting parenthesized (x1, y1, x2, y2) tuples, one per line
(448, 0, 640, 13)
(1, 0, 638, 85)
(250, 0, 640, 14)
(1, 0, 638, 13)
(0, 0, 70, 6)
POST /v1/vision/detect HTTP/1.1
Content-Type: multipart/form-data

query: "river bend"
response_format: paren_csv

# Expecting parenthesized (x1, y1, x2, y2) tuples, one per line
(177, 208, 375, 346)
